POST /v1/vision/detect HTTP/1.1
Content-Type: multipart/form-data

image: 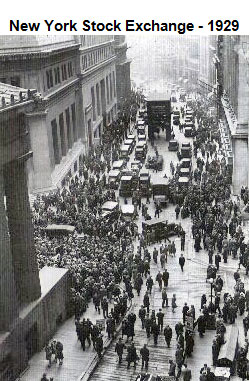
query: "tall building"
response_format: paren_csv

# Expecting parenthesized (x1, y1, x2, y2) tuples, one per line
(114, 35, 131, 108)
(0, 35, 131, 193)
(217, 35, 249, 194)
(0, 85, 70, 381)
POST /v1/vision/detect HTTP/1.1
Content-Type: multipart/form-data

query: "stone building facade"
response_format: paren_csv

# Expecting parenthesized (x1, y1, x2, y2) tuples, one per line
(217, 35, 249, 194)
(0, 36, 130, 193)
(0, 86, 70, 381)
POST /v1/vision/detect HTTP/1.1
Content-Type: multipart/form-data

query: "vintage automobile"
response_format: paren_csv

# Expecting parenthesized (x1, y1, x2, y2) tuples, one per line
(137, 123, 146, 135)
(112, 160, 125, 171)
(121, 169, 138, 189)
(178, 177, 190, 190)
(145, 155, 163, 171)
(182, 142, 191, 148)
(120, 144, 131, 160)
(168, 140, 179, 151)
(181, 146, 192, 158)
(152, 179, 169, 207)
(131, 160, 142, 174)
(142, 218, 179, 244)
(124, 139, 135, 153)
(137, 141, 147, 153)
(119, 175, 134, 197)
(180, 158, 192, 169)
(138, 134, 147, 142)
(135, 147, 145, 161)
(139, 171, 151, 196)
(184, 127, 193, 137)
(108, 169, 121, 190)
(101, 201, 119, 222)
(121, 204, 136, 221)
(44, 224, 75, 237)
(179, 167, 191, 177)
(127, 134, 136, 145)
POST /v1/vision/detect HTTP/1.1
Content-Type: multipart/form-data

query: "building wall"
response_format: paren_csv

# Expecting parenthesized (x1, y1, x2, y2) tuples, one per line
(0, 268, 70, 381)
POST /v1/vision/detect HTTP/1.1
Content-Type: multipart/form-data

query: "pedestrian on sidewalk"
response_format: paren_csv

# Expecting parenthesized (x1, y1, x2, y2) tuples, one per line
(156, 309, 164, 332)
(45, 343, 52, 368)
(175, 204, 180, 219)
(162, 269, 169, 287)
(115, 338, 126, 364)
(143, 291, 150, 313)
(168, 360, 176, 377)
(126, 342, 138, 369)
(156, 271, 163, 291)
(179, 254, 186, 272)
(162, 287, 168, 308)
(153, 247, 158, 264)
(172, 294, 177, 313)
(182, 363, 192, 381)
(41, 373, 49, 381)
(140, 344, 149, 370)
(55, 341, 64, 366)
(164, 325, 172, 347)
(139, 305, 146, 329)
(182, 302, 189, 324)
(146, 275, 154, 295)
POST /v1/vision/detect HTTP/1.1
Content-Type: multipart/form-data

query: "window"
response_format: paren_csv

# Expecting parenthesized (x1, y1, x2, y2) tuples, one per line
(68, 62, 73, 77)
(59, 113, 66, 156)
(91, 86, 96, 121)
(71, 103, 77, 141)
(96, 83, 101, 116)
(46, 70, 53, 89)
(51, 119, 60, 164)
(106, 76, 110, 104)
(61, 64, 67, 81)
(112, 71, 116, 97)
(54, 67, 61, 85)
(10, 76, 21, 87)
(109, 73, 112, 100)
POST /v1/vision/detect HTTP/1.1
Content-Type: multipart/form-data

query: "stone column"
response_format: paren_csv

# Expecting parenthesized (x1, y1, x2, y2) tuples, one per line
(0, 169, 19, 330)
(4, 158, 41, 305)
(26, 111, 53, 190)
(232, 136, 249, 195)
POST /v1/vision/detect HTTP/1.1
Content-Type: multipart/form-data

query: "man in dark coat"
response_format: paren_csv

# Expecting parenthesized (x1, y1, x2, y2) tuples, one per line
(126, 342, 138, 369)
(138, 305, 146, 329)
(164, 325, 172, 347)
(140, 344, 149, 370)
(179, 254, 186, 272)
(143, 291, 150, 313)
(156, 309, 164, 332)
(196, 314, 206, 337)
(162, 269, 169, 287)
(182, 302, 189, 324)
(215, 253, 221, 270)
(115, 338, 126, 364)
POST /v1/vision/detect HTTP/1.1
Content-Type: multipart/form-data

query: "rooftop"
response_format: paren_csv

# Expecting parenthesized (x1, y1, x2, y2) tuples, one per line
(0, 82, 36, 110)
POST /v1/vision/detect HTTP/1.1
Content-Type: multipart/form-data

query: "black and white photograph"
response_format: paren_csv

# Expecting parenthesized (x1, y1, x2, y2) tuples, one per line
(0, 34, 249, 381)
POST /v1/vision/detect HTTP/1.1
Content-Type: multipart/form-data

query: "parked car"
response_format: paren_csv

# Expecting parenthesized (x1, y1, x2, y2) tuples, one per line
(168, 140, 179, 151)
(108, 169, 121, 190)
(101, 201, 119, 221)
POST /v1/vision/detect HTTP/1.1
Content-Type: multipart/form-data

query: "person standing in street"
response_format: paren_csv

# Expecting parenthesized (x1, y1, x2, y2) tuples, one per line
(172, 294, 177, 313)
(140, 344, 149, 370)
(168, 359, 176, 377)
(138, 305, 146, 329)
(182, 302, 189, 324)
(162, 269, 169, 287)
(179, 253, 186, 272)
(143, 291, 150, 313)
(164, 325, 172, 348)
(115, 338, 126, 364)
(215, 253, 221, 271)
(182, 363, 192, 381)
(162, 287, 168, 308)
(156, 309, 164, 332)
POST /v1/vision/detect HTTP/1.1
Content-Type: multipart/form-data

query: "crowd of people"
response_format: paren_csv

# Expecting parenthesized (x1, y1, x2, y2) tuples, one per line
(37, 90, 248, 381)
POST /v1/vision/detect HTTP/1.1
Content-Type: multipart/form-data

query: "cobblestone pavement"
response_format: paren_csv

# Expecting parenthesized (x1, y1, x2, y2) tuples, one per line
(21, 104, 248, 381)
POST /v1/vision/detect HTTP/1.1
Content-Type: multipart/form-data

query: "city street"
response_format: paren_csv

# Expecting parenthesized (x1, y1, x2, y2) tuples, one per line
(20, 103, 248, 381)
